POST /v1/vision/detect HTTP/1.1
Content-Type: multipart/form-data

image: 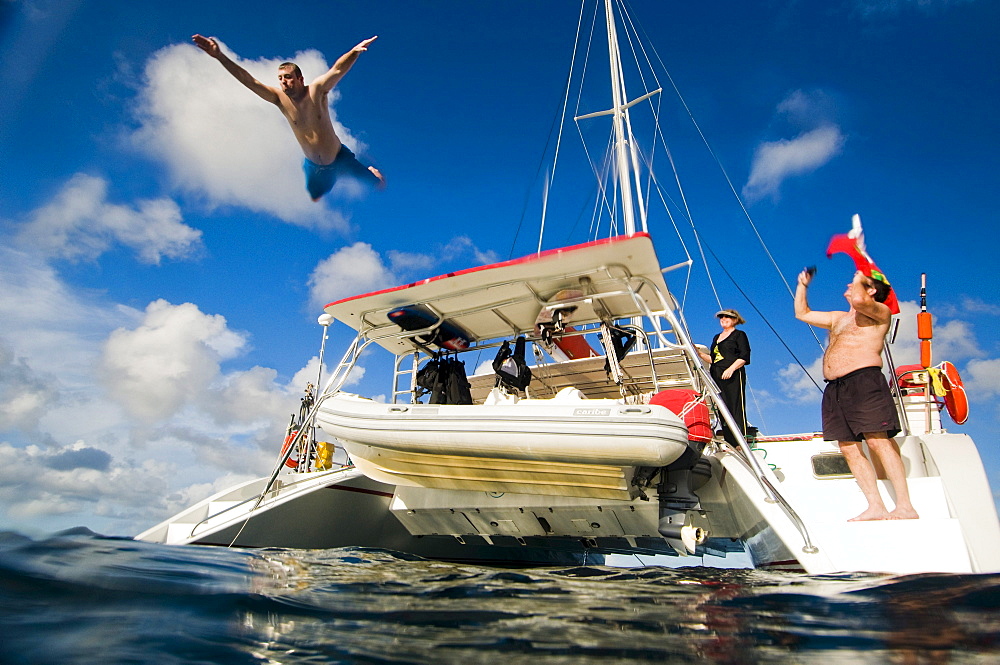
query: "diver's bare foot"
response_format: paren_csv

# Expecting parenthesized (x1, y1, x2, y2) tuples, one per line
(848, 507, 891, 522)
(369, 166, 386, 189)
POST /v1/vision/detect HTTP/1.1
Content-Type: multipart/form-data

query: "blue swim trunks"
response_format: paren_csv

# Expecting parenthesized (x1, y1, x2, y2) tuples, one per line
(302, 145, 380, 200)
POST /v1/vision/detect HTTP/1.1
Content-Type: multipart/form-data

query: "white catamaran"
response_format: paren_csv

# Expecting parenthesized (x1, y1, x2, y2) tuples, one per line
(137, 0, 999, 574)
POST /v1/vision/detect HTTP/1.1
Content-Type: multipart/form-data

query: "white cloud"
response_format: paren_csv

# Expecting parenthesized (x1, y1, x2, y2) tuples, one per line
(961, 297, 1000, 316)
(776, 355, 825, 403)
(962, 358, 1000, 400)
(0, 245, 135, 387)
(0, 440, 171, 528)
(201, 365, 299, 431)
(308, 242, 397, 310)
(439, 235, 500, 266)
(0, 180, 337, 538)
(0, 246, 138, 459)
(0, 247, 310, 536)
(775, 89, 838, 127)
(99, 300, 249, 424)
(889, 300, 984, 366)
(0, 436, 267, 537)
(743, 125, 845, 201)
(743, 89, 846, 201)
(289, 354, 363, 393)
(133, 41, 365, 229)
(385, 249, 436, 274)
(14, 173, 202, 265)
(308, 236, 501, 311)
(0, 340, 57, 432)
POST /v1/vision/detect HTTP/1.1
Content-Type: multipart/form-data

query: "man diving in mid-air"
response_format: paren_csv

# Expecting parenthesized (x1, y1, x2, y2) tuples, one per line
(192, 33, 385, 201)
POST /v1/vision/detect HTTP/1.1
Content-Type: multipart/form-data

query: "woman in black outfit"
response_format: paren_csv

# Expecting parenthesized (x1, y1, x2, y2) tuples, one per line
(699, 309, 751, 445)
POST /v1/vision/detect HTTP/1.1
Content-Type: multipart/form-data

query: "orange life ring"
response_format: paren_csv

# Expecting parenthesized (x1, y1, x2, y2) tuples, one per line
(938, 361, 969, 425)
(281, 431, 300, 469)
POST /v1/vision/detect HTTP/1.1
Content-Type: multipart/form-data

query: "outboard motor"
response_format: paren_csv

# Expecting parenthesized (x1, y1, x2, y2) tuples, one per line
(637, 389, 714, 554)
(655, 452, 712, 555)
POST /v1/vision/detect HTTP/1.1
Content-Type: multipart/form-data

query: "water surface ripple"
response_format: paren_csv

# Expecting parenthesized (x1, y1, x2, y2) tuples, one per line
(1, 529, 998, 664)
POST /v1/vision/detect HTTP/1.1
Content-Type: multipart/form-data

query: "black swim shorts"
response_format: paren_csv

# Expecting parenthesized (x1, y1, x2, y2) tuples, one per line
(821, 366, 901, 442)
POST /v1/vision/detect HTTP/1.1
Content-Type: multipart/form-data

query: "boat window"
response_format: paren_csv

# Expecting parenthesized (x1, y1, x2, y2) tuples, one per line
(811, 453, 853, 478)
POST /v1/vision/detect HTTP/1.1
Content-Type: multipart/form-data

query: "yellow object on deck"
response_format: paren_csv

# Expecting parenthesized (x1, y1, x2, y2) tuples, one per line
(315, 441, 334, 470)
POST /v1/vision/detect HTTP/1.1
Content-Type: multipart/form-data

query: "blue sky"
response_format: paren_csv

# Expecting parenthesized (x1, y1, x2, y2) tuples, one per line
(1, 0, 998, 538)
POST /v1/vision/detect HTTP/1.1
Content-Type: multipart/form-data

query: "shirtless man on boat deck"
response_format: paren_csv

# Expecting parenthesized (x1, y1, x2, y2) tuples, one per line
(192, 34, 385, 201)
(795, 268, 919, 521)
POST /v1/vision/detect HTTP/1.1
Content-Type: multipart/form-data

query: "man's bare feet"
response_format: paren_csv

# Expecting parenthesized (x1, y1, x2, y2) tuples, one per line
(369, 166, 386, 190)
(888, 507, 919, 520)
(848, 507, 891, 522)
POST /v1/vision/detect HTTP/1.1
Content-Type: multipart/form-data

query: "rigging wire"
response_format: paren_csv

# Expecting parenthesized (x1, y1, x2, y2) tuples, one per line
(506, 2, 589, 260)
(617, 0, 667, 240)
(550, 0, 824, 395)
(701, 240, 824, 394)
(538, 0, 589, 255)
(635, 152, 697, 307)
(615, 0, 658, 235)
(573, 6, 620, 242)
(633, 150, 786, 425)
(636, 128, 823, 396)
(607, 0, 720, 312)
(748, 384, 770, 435)
(626, 0, 826, 354)
(610, 0, 824, 396)
(507, 99, 560, 260)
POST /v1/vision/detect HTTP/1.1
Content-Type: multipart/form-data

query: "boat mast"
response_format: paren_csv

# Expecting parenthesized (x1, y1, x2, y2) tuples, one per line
(604, 0, 647, 235)
(600, 0, 652, 338)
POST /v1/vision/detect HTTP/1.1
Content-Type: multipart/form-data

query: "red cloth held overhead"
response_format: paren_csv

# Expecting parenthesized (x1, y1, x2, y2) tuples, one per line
(825, 214, 900, 314)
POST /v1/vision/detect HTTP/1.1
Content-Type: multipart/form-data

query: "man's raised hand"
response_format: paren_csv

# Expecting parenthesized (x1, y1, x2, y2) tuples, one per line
(354, 36, 378, 52)
(192, 34, 221, 58)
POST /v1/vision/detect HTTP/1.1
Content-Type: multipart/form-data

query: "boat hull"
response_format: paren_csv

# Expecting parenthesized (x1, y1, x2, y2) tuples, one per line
(135, 466, 606, 565)
(137, 416, 1000, 573)
(699, 433, 1000, 574)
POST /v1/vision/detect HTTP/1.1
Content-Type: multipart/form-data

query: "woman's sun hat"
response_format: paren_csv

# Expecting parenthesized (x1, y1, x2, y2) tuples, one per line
(715, 309, 745, 325)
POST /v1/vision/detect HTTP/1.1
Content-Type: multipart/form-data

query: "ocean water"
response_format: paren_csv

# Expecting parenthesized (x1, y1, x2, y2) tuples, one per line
(1, 529, 999, 664)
